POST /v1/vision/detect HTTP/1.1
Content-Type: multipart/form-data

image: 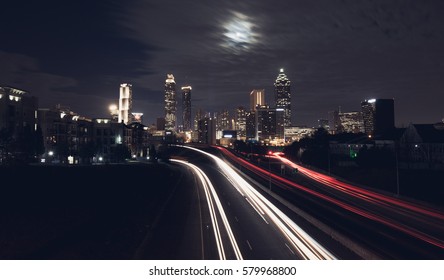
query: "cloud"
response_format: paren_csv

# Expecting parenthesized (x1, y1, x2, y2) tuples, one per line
(3, 0, 444, 126)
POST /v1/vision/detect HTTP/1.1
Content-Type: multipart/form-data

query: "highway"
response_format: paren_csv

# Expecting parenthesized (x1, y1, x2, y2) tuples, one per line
(215, 146, 444, 259)
(167, 145, 342, 259)
(7, 144, 441, 259)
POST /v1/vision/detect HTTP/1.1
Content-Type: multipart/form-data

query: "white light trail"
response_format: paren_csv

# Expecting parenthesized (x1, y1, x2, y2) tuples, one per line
(170, 159, 243, 260)
(178, 146, 336, 260)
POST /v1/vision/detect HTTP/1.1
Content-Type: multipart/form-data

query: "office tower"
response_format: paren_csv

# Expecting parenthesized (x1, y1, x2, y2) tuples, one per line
(255, 105, 284, 141)
(250, 89, 265, 111)
(328, 110, 340, 133)
(274, 68, 291, 127)
(361, 98, 395, 136)
(194, 108, 204, 132)
(118, 83, 132, 124)
(338, 111, 364, 133)
(164, 74, 176, 131)
(236, 106, 246, 139)
(156, 117, 165, 130)
(245, 111, 256, 140)
(181, 86, 192, 131)
(198, 117, 216, 145)
(219, 109, 230, 131)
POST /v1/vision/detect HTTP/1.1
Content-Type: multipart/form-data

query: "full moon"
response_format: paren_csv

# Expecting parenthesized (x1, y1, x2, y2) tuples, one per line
(222, 12, 258, 52)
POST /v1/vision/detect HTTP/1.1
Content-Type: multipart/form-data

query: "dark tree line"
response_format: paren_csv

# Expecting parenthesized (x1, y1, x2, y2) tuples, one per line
(283, 128, 395, 171)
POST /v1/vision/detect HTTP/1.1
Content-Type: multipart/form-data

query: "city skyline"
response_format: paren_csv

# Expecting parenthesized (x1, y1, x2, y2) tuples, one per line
(1, 1, 444, 128)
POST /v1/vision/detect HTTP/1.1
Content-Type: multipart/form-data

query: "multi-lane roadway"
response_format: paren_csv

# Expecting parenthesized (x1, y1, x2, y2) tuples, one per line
(212, 145, 444, 259)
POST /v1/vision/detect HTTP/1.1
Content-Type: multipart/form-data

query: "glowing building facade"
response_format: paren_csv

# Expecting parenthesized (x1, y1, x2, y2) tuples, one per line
(164, 74, 177, 131)
(250, 89, 265, 111)
(118, 83, 132, 124)
(361, 98, 395, 137)
(235, 106, 246, 140)
(274, 69, 291, 127)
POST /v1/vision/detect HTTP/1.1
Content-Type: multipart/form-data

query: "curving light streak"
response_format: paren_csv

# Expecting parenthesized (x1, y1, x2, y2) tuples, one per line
(170, 159, 243, 260)
(216, 147, 444, 249)
(273, 153, 444, 221)
(178, 145, 336, 260)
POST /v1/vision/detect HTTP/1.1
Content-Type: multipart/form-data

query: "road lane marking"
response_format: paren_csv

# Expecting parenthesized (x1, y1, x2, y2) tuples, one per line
(246, 240, 253, 250)
(285, 243, 295, 255)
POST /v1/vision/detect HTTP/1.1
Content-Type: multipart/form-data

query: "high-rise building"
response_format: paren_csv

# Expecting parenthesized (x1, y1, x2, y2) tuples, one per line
(328, 110, 341, 133)
(250, 89, 265, 111)
(181, 86, 192, 131)
(255, 105, 284, 141)
(198, 117, 216, 145)
(361, 98, 395, 137)
(235, 106, 246, 140)
(219, 109, 230, 131)
(194, 108, 204, 132)
(274, 69, 291, 127)
(164, 74, 176, 131)
(338, 111, 364, 134)
(118, 83, 132, 124)
(156, 117, 165, 130)
(245, 111, 256, 140)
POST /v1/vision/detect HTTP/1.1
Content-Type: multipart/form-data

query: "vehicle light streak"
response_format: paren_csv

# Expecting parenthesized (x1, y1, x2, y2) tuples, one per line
(215, 147, 444, 249)
(273, 153, 444, 221)
(178, 146, 336, 260)
(170, 159, 243, 260)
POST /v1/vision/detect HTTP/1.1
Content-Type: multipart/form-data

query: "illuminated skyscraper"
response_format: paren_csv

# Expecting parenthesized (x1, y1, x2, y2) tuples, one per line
(250, 89, 265, 111)
(274, 69, 291, 127)
(118, 83, 132, 124)
(194, 108, 203, 132)
(361, 98, 395, 137)
(255, 105, 284, 141)
(164, 74, 176, 131)
(181, 86, 192, 131)
(235, 106, 246, 139)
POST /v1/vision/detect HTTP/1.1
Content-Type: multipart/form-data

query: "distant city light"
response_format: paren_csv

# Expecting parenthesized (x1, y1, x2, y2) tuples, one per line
(48, 151, 54, 156)
(109, 104, 118, 111)
(368, 99, 376, 103)
(98, 156, 103, 161)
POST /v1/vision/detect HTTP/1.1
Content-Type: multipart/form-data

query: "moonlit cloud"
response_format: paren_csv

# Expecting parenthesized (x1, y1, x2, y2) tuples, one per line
(221, 11, 260, 54)
(2, 0, 444, 126)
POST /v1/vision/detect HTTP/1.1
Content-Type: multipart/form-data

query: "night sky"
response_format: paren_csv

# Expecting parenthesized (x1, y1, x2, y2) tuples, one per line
(1, 0, 444, 127)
